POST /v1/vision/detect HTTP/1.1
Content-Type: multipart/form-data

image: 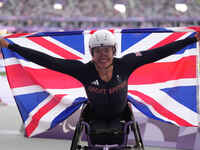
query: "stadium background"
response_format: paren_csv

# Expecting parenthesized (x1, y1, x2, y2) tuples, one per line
(0, 0, 200, 150)
(0, 0, 200, 33)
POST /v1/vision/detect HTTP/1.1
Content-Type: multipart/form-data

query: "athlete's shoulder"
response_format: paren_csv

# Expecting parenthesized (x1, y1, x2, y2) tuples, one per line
(85, 61, 96, 69)
(86, 60, 94, 66)
(113, 57, 121, 62)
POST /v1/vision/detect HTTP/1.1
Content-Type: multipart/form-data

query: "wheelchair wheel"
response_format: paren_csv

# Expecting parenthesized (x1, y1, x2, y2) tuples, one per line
(131, 121, 144, 150)
(70, 122, 83, 150)
(136, 122, 144, 150)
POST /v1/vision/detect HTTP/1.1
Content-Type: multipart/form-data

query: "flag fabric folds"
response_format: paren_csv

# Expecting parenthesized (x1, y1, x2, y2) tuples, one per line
(1, 26, 199, 137)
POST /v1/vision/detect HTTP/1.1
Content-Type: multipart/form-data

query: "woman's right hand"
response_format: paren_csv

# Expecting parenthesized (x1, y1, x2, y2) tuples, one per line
(0, 37, 9, 48)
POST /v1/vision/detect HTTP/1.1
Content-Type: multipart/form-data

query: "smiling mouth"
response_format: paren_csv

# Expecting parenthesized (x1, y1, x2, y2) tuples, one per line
(99, 59, 108, 63)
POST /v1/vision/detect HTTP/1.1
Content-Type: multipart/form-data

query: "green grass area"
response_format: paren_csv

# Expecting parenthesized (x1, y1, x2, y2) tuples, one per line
(0, 72, 6, 76)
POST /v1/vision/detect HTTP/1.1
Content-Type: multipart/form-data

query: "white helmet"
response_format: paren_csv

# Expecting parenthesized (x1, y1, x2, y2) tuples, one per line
(89, 29, 116, 49)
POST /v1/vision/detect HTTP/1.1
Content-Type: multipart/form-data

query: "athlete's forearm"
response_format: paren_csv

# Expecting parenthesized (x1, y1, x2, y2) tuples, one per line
(139, 37, 197, 64)
(121, 36, 197, 74)
(8, 43, 63, 68)
(8, 43, 83, 74)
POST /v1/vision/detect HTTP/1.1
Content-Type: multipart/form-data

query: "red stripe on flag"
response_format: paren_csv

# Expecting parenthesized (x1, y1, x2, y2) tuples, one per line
(108, 29, 115, 33)
(129, 90, 194, 126)
(187, 26, 200, 32)
(128, 56, 196, 85)
(89, 30, 97, 34)
(89, 29, 115, 34)
(27, 37, 81, 60)
(0, 51, 2, 58)
(5, 33, 32, 38)
(6, 64, 36, 88)
(25, 94, 65, 137)
(23, 67, 83, 89)
(150, 32, 187, 49)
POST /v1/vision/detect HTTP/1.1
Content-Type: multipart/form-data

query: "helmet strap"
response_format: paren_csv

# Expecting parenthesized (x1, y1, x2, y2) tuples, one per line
(105, 62, 113, 69)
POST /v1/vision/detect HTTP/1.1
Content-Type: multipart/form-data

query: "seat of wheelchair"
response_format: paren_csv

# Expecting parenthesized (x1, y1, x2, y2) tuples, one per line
(87, 118, 127, 145)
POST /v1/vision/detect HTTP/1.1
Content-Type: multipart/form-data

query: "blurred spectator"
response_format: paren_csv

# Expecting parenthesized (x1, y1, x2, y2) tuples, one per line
(0, 0, 199, 32)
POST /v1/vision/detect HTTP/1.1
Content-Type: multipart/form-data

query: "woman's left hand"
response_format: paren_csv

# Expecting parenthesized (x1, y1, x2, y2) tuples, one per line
(195, 32, 200, 41)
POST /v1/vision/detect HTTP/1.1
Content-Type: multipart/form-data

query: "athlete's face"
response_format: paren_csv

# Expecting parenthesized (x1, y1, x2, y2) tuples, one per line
(92, 46, 114, 69)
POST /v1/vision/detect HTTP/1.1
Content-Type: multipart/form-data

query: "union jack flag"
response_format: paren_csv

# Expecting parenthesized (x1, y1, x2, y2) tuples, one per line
(0, 52, 2, 58)
(1, 26, 200, 137)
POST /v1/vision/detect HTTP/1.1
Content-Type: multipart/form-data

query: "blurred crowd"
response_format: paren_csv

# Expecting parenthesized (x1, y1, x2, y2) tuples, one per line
(0, 0, 200, 32)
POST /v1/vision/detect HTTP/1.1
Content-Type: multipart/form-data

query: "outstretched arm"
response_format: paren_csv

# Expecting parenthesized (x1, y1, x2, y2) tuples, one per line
(0, 38, 84, 76)
(122, 32, 200, 68)
(138, 36, 197, 65)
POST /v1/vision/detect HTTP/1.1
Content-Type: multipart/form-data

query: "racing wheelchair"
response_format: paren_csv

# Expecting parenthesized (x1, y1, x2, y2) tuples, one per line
(70, 102, 144, 150)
